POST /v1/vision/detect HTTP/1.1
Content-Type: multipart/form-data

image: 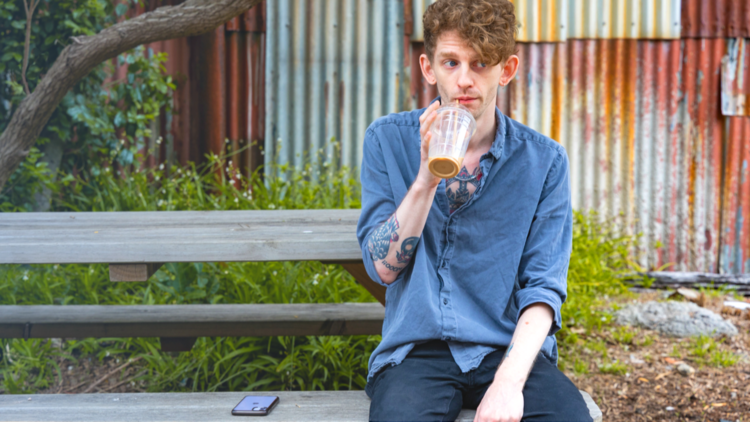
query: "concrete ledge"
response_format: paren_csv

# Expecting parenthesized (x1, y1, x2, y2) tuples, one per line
(0, 390, 602, 421)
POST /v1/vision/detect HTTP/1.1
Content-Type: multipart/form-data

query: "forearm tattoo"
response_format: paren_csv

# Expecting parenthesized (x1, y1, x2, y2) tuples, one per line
(381, 260, 403, 272)
(396, 236, 419, 264)
(367, 213, 420, 273)
(367, 214, 400, 260)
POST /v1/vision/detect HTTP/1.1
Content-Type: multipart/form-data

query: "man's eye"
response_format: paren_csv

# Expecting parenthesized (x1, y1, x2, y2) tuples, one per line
(475, 62, 487, 68)
(446, 60, 458, 67)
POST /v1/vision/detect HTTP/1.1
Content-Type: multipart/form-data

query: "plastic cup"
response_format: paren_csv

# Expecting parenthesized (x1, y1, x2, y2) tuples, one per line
(427, 103, 477, 179)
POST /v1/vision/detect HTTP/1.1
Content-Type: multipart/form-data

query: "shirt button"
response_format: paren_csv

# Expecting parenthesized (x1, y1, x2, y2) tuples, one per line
(443, 298, 448, 305)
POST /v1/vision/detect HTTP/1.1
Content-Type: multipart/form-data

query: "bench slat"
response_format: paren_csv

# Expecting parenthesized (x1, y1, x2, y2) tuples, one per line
(0, 391, 602, 422)
(0, 303, 384, 339)
(0, 209, 364, 264)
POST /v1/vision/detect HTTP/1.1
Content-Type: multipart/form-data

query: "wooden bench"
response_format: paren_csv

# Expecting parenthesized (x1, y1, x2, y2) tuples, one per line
(0, 390, 602, 421)
(0, 209, 602, 421)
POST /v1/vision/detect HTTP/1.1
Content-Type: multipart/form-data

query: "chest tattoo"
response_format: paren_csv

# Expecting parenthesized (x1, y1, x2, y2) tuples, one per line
(446, 166, 482, 214)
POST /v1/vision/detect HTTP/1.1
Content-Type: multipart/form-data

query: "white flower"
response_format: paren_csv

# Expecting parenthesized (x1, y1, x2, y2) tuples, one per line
(22, 271, 28, 281)
(159, 163, 164, 170)
(156, 137, 163, 145)
(312, 280, 319, 285)
(186, 171, 191, 177)
(272, 271, 278, 276)
(104, 167, 110, 173)
(155, 176, 160, 182)
(228, 160, 233, 166)
(106, 351, 110, 357)
(268, 204, 276, 209)
(129, 177, 134, 182)
(161, 189, 166, 194)
(157, 199, 165, 207)
(234, 198, 239, 203)
(229, 179, 235, 185)
(120, 139, 125, 145)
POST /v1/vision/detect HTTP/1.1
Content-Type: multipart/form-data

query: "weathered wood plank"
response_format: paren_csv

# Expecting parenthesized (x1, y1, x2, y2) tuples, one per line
(0, 390, 602, 422)
(0, 210, 364, 264)
(0, 303, 384, 339)
(109, 263, 163, 282)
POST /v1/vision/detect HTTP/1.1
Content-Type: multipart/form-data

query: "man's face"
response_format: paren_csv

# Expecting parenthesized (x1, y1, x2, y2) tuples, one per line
(423, 30, 511, 120)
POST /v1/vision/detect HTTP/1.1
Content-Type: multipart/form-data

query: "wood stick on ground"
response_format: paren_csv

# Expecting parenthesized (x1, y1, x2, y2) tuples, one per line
(101, 368, 148, 393)
(81, 356, 143, 394)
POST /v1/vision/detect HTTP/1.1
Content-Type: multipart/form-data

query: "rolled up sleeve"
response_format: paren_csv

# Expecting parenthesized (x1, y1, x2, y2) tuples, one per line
(515, 150, 573, 337)
(356, 129, 396, 287)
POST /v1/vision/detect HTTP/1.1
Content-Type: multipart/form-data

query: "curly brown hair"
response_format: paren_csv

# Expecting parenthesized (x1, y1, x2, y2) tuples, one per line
(423, 0, 517, 66)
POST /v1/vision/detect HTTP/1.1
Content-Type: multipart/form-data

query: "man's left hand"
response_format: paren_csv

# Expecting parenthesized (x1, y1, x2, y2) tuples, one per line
(473, 379, 524, 422)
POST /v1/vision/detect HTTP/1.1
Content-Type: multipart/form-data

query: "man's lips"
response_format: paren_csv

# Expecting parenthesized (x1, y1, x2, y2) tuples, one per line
(455, 97, 477, 104)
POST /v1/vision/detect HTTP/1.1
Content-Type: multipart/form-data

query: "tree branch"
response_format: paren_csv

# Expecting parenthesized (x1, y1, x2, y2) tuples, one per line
(21, 0, 40, 96)
(0, 0, 261, 190)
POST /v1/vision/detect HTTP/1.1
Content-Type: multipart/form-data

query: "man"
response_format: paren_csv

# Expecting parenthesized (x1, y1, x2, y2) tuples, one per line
(355, 1, 593, 421)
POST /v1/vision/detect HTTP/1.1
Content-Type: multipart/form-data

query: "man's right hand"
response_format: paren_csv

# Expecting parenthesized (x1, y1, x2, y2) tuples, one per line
(415, 100, 443, 190)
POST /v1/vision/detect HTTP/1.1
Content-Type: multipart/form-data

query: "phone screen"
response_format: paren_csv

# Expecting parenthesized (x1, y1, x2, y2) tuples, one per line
(232, 395, 279, 416)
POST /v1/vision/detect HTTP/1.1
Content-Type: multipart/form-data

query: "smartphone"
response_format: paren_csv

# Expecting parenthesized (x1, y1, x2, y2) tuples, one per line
(231, 395, 280, 416)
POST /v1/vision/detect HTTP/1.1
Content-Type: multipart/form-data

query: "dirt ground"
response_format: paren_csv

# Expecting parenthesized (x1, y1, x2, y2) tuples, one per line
(32, 291, 750, 421)
(566, 291, 750, 422)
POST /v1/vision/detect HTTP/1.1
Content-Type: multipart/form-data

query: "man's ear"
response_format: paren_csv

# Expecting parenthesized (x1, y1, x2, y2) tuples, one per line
(419, 54, 437, 85)
(498, 55, 519, 87)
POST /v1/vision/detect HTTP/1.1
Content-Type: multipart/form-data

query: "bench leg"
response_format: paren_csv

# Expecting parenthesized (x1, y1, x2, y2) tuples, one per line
(160, 337, 197, 352)
(333, 262, 386, 306)
(109, 263, 164, 282)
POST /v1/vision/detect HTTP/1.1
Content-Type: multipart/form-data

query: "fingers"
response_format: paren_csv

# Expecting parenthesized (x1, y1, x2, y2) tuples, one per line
(418, 100, 441, 125)
(420, 107, 440, 140)
(421, 131, 432, 155)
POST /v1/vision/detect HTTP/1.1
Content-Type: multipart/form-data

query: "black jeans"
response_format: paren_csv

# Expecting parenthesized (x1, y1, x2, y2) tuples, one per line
(365, 340, 592, 422)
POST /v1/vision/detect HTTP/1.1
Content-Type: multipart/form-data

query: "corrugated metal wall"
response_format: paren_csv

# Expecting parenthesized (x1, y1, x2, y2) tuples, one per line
(497, 39, 728, 273)
(411, 0, 682, 42)
(681, 0, 750, 38)
(264, 0, 409, 173)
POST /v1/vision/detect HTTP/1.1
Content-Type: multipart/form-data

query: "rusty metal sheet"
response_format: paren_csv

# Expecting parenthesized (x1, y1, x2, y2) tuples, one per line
(721, 38, 750, 116)
(499, 38, 729, 273)
(721, 116, 750, 273)
(410, 0, 681, 42)
(681, 0, 750, 38)
(265, 0, 409, 172)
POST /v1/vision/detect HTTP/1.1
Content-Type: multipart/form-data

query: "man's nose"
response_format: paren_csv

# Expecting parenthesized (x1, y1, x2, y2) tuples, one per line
(456, 64, 474, 89)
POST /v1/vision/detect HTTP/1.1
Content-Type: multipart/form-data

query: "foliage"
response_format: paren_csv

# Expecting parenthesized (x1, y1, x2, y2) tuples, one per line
(689, 334, 740, 368)
(0, 0, 174, 210)
(0, 152, 375, 394)
(556, 211, 640, 373)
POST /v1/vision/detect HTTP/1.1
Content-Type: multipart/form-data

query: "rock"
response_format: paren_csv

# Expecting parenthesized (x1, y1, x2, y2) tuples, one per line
(676, 363, 694, 376)
(614, 301, 738, 337)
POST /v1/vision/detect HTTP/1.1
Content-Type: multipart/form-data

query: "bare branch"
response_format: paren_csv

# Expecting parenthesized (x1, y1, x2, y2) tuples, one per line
(0, 0, 261, 190)
(21, 0, 40, 96)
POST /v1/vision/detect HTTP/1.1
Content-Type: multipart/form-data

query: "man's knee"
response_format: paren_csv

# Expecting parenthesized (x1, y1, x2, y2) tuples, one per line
(367, 364, 463, 422)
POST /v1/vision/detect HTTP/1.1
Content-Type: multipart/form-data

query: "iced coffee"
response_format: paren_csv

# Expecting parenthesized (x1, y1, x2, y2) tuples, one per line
(428, 102, 476, 179)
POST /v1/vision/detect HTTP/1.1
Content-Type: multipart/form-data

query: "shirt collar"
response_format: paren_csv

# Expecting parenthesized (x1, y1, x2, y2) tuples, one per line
(429, 96, 506, 161)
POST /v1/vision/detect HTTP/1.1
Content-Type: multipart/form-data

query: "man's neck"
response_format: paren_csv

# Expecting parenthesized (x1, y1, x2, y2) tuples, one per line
(467, 105, 497, 155)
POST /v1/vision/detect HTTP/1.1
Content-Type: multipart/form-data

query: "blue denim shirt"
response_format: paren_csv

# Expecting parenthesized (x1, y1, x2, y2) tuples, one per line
(356, 102, 573, 384)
